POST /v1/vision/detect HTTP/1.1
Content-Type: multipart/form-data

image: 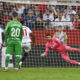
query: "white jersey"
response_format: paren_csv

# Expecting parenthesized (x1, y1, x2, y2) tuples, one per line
(22, 26, 32, 43)
(0, 28, 3, 44)
(54, 31, 67, 44)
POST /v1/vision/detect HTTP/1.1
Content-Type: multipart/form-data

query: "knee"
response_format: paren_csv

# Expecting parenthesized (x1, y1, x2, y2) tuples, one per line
(6, 54, 12, 58)
(6, 54, 11, 61)
(16, 55, 21, 61)
(16, 55, 21, 58)
(66, 48, 72, 51)
(66, 59, 71, 62)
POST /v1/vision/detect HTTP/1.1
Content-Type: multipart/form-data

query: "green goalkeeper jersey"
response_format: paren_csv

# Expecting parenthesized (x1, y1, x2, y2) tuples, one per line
(4, 20, 23, 43)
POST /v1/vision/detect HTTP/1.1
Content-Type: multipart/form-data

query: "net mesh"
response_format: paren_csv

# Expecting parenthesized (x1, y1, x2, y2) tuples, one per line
(0, 0, 80, 67)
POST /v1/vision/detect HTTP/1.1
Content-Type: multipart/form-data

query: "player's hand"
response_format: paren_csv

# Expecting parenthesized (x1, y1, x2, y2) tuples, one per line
(41, 53, 45, 57)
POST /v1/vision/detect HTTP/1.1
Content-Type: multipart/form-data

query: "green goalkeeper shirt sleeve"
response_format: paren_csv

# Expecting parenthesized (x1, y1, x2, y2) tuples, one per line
(4, 23, 9, 43)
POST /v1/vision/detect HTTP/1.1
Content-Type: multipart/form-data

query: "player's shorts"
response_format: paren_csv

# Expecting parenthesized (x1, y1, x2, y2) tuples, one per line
(61, 52, 69, 59)
(21, 42, 31, 52)
(59, 47, 69, 59)
(63, 45, 71, 51)
(57, 44, 71, 59)
(6, 40, 22, 55)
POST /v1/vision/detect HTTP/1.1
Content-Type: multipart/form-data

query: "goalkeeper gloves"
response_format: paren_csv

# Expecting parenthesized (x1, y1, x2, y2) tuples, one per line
(41, 53, 46, 56)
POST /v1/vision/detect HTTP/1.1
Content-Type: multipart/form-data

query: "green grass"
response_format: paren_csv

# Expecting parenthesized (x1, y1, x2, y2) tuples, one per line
(0, 68, 80, 80)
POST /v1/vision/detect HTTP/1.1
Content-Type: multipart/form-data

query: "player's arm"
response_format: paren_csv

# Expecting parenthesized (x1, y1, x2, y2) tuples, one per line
(32, 16, 37, 24)
(65, 34, 68, 44)
(30, 33, 35, 45)
(2, 32, 4, 44)
(20, 26, 23, 41)
(53, 33, 55, 38)
(53, 33, 58, 39)
(41, 45, 50, 56)
(4, 23, 9, 44)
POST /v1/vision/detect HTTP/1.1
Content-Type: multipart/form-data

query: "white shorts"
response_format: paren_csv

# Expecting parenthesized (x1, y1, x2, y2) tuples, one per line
(21, 42, 31, 52)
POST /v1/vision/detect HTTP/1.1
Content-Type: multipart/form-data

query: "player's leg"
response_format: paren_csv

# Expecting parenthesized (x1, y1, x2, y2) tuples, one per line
(20, 48, 29, 64)
(5, 54, 12, 71)
(15, 41, 22, 72)
(15, 55, 21, 72)
(61, 52, 80, 65)
(20, 43, 31, 66)
(65, 46, 80, 52)
(5, 44, 13, 72)
(0, 43, 2, 54)
(71, 48, 80, 52)
(21, 46, 31, 62)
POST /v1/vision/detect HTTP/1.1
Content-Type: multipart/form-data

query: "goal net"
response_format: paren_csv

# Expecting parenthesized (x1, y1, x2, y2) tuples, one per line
(0, 0, 80, 67)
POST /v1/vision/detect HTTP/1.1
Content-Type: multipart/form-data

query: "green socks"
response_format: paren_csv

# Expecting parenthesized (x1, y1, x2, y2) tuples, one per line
(15, 56, 20, 68)
(5, 55, 20, 68)
(5, 56, 10, 68)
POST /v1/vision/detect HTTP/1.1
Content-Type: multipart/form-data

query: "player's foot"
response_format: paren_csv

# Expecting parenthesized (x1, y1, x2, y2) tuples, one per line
(4, 68, 8, 72)
(78, 63, 80, 65)
(15, 68, 19, 72)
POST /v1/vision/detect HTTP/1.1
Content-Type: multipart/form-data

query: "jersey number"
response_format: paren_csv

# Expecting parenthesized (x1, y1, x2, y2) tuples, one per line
(23, 29, 27, 36)
(11, 28, 20, 37)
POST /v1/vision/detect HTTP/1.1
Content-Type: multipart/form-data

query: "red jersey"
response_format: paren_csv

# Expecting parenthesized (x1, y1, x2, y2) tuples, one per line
(45, 38, 67, 56)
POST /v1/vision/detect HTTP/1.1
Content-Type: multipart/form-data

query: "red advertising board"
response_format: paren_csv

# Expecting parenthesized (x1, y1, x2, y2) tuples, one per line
(32, 30, 80, 46)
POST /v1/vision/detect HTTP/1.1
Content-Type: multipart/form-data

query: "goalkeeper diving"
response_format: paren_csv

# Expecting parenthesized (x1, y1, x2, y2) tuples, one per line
(41, 34, 80, 65)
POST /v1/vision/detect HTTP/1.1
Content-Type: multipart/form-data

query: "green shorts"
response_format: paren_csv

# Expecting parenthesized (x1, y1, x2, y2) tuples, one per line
(6, 40, 22, 55)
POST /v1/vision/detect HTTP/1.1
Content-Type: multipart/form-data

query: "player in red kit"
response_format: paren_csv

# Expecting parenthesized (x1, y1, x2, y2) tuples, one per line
(41, 34, 80, 65)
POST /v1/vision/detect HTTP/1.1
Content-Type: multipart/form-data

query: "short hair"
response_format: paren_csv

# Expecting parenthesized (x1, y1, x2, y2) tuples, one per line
(13, 12, 18, 17)
(21, 21, 25, 25)
(46, 34, 51, 37)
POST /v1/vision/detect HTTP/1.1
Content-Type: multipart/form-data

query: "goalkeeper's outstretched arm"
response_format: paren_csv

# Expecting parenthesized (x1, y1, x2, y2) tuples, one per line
(41, 46, 50, 56)
(41, 52, 46, 56)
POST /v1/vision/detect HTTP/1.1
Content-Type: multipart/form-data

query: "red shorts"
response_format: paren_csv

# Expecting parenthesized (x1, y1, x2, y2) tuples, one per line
(58, 45, 70, 59)
(59, 49, 69, 59)
(61, 52, 69, 59)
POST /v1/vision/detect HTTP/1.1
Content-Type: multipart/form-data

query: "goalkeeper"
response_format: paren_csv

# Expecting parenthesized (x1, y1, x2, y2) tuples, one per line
(41, 34, 80, 65)
(4, 12, 23, 72)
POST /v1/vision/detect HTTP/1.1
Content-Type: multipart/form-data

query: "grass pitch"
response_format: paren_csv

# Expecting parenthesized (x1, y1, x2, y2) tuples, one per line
(0, 68, 80, 80)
